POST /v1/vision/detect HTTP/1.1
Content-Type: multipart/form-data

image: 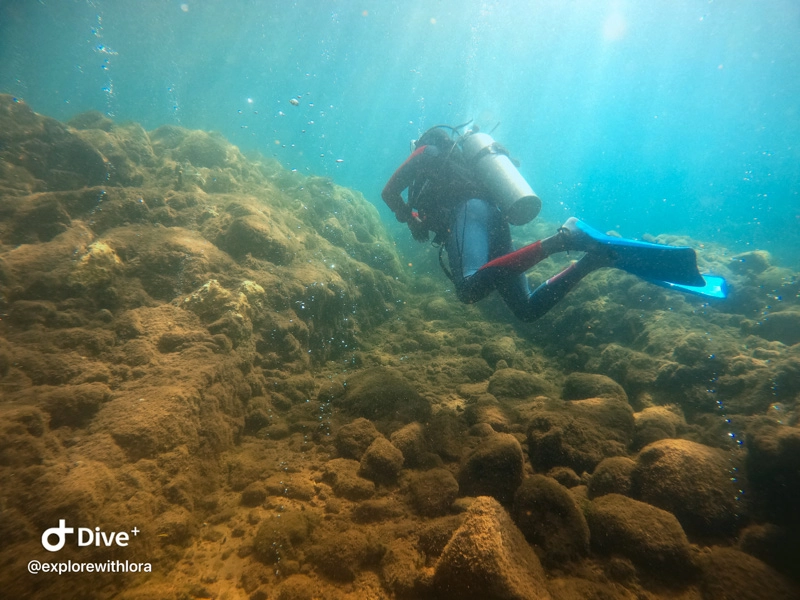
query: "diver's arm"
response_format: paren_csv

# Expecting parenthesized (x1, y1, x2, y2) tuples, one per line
(381, 145, 439, 222)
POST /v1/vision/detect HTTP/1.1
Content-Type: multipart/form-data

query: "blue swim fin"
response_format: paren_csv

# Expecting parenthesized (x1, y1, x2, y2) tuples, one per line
(647, 274, 728, 299)
(567, 219, 706, 287)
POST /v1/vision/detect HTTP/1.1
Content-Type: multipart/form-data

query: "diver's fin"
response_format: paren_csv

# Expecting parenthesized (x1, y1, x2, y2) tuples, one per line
(567, 219, 706, 287)
(647, 274, 728, 299)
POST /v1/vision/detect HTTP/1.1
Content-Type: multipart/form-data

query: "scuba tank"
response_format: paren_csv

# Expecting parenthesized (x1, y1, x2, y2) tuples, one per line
(459, 130, 541, 226)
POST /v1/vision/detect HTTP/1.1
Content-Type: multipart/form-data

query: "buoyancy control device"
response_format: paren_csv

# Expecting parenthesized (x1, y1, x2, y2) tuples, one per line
(459, 130, 541, 226)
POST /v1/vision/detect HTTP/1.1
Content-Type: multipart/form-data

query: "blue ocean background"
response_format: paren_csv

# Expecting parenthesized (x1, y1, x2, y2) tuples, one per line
(1, 0, 798, 263)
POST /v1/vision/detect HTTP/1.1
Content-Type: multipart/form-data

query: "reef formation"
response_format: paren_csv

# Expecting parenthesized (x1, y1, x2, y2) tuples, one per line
(0, 94, 799, 600)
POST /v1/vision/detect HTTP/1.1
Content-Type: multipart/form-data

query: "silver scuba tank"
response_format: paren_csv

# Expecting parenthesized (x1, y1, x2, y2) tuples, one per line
(460, 131, 541, 226)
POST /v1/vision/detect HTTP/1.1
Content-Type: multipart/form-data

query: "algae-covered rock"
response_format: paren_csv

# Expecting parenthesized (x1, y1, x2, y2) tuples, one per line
(561, 372, 628, 403)
(696, 546, 798, 600)
(481, 336, 517, 367)
(631, 438, 740, 536)
(586, 493, 695, 579)
(321, 458, 375, 501)
(587, 456, 636, 499)
(252, 511, 313, 564)
(745, 422, 800, 527)
(408, 468, 460, 517)
(487, 368, 555, 399)
(334, 417, 380, 460)
(754, 309, 800, 346)
(358, 436, 404, 484)
(336, 367, 431, 422)
(306, 528, 376, 582)
(458, 432, 524, 505)
(433, 496, 551, 600)
(527, 397, 634, 474)
(632, 405, 685, 450)
(389, 422, 428, 467)
(511, 475, 590, 566)
(380, 537, 427, 597)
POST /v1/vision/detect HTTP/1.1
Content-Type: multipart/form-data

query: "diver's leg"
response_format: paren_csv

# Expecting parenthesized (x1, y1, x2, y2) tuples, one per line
(499, 252, 606, 322)
(478, 227, 569, 274)
(446, 199, 500, 303)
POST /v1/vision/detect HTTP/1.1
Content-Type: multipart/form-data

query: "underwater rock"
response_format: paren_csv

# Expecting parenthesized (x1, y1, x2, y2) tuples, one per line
(358, 436, 404, 484)
(379, 537, 427, 597)
(171, 129, 231, 169)
(351, 497, 406, 523)
(696, 546, 798, 600)
(511, 475, 590, 566)
(461, 356, 494, 382)
(321, 458, 375, 501)
(585, 493, 695, 580)
(632, 405, 686, 450)
(545, 466, 582, 488)
(738, 523, 800, 580)
(631, 438, 740, 536)
(336, 367, 431, 423)
(527, 397, 634, 474)
(587, 456, 636, 499)
(593, 343, 665, 399)
(408, 468, 460, 517)
(487, 368, 555, 399)
(40, 382, 112, 429)
(219, 214, 296, 264)
(561, 372, 628, 403)
(481, 336, 517, 367)
(458, 431, 524, 505)
(252, 511, 313, 565)
(753, 309, 800, 347)
(334, 417, 380, 460)
(745, 422, 800, 528)
(67, 110, 114, 132)
(464, 394, 512, 432)
(729, 250, 772, 275)
(432, 496, 551, 600)
(306, 528, 376, 582)
(269, 574, 320, 600)
(389, 422, 428, 467)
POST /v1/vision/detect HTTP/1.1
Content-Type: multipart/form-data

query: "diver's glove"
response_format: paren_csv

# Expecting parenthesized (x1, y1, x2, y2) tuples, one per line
(393, 202, 412, 223)
(408, 212, 429, 242)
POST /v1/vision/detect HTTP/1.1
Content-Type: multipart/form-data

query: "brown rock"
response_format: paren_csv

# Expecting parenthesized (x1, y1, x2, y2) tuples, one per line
(527, 397, 634, 474)
(321, 458, 375, 501)
(561, 372, 628, 403)
(631, 438, 740, 536)
(334, 417, 380, 460)
(697, 546, 798, 600)
(488, 368, 555, 399)
(409, 468, 459, 517)
(512, 475, 590, 566)
(458, 432, 524, 504)
(390, 422, 428, 467)
(358, 436, 404, 484)
(336, 367, 431, 423)
(586, 493, 695, 579)
(587, 456, 636, 499)
(433, 496, 551, 600)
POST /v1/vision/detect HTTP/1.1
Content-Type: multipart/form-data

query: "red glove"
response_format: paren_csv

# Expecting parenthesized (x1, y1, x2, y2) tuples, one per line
(407, 211, 429, 242)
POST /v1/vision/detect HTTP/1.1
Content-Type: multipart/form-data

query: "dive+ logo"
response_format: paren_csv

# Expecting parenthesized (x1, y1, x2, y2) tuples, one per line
(41, 520, 139, 552)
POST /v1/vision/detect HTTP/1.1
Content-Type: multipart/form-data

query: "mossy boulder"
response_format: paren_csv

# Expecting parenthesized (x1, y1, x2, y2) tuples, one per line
(336, 367, 431, 423)
(586, 493, 695, 580)
(512, 475, 590, 566)
(631, 438, 740, 536)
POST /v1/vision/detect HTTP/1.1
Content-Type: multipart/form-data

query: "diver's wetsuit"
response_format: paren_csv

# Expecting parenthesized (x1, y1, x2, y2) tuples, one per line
(382, 142, 601, 322)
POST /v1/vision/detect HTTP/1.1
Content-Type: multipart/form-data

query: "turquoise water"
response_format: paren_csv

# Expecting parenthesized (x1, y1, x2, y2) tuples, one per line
(2, 0, 798, 261)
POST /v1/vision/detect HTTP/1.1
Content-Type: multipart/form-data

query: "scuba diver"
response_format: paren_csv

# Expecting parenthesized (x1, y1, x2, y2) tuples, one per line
(381, 123, 726, 322)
